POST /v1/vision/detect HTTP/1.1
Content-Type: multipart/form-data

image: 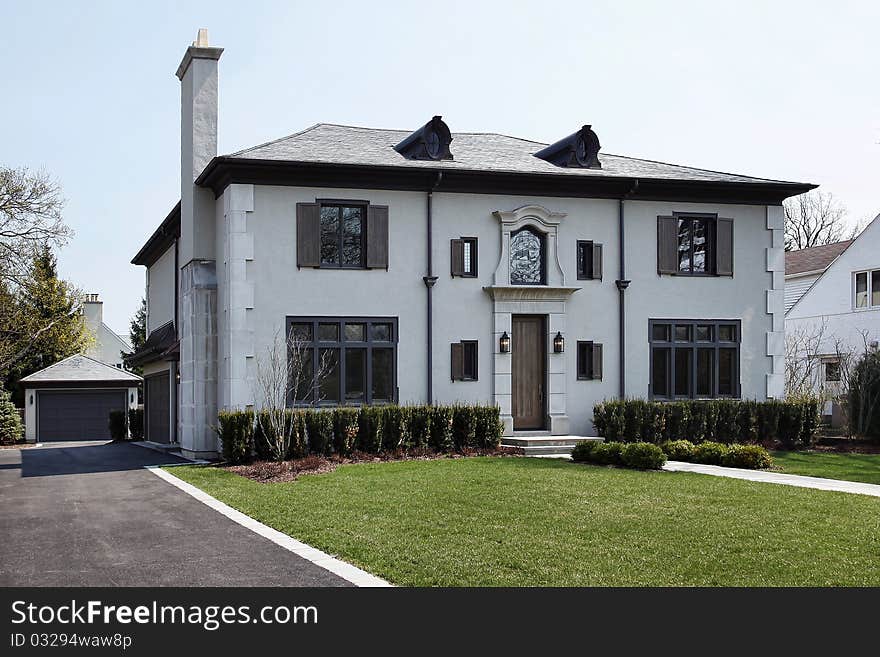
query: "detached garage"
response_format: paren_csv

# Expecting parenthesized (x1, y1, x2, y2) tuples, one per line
(21, 354, 141, 442)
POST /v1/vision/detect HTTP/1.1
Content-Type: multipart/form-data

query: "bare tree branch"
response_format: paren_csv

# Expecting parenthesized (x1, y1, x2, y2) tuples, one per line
(783, 190, 860, 251)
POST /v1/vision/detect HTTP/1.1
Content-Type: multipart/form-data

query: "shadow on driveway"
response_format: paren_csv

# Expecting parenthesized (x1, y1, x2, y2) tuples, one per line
(19, 441, 186, 477)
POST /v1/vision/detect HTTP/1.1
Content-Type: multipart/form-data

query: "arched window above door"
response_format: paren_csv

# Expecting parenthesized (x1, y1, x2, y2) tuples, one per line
(510, 227, 546, 285)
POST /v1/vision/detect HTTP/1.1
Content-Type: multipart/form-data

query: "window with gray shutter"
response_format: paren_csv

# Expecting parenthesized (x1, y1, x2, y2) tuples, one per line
(577, 341, 603, 380)
(716, 218, 734, 276)
(296, 203, 320, 268)
(366, 205, 389, 269)
(451, 340, 478, 381)
(577, 241, 603, 280)
(451, 237, 477, 277)
(657, 216, 679, 275)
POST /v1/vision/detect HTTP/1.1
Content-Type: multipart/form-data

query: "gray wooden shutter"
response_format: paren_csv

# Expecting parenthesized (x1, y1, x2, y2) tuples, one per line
(592, 243, 603, 280)
(450, 239, 464, 276)
(296, 203, 320, 268)
(657, 216, 678, 275)
(366, 205, 389, 269)
(716, 218, 734, 276)
(451, 343, 464, 381)
(592, 343, 603, 380)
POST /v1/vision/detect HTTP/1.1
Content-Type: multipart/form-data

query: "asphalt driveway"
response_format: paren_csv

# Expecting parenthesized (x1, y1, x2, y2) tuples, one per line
(0, 441, 350, 586)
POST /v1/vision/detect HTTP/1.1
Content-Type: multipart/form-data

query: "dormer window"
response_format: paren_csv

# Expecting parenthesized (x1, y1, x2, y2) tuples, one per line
(394, 116, 453, 160)
(510, 227, 546, 285)
(534, 125, 601, 169)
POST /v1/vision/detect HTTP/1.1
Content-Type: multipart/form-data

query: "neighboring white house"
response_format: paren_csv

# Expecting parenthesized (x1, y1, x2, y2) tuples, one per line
(784, 240, 852, 313)
(785, 215, 880, 422)
(83, 293, 132, 368)
(129, 31, 814, 459)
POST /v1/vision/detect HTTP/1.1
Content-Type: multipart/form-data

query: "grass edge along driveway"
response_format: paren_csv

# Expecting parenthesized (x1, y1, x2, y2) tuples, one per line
(167, 457, 880, 587)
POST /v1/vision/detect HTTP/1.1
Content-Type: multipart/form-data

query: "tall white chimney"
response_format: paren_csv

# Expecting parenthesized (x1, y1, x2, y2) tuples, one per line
(175, 29, 223, 265)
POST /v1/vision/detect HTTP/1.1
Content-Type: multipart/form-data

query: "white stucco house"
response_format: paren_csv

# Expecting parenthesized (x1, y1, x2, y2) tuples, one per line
(785, 215, 880, 422)
(129, 31, 813, 459)
(83, 293, 132, 368)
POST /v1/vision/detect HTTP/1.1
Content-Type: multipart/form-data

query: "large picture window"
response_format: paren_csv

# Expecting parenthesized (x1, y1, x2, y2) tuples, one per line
(286, 316, 397, 406)
(649, 319, 740, 399)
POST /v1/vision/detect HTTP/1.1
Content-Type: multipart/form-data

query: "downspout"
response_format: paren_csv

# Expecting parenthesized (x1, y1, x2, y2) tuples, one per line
(423, 171, 443, 404)
(615, 179, 639, 399)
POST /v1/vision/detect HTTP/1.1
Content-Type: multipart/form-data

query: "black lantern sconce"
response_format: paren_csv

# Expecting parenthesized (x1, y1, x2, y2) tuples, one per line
(499, 331, 511, 354)
(175, 369, 181, 384)
(29, 394, 34, 406)
(553, 332, 565, 353)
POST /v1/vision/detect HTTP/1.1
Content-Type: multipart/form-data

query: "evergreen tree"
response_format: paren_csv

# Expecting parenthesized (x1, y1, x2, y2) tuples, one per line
(4, 246, 88, 404)
(0, 387, 23, 443)
(129, 298, 147, 353)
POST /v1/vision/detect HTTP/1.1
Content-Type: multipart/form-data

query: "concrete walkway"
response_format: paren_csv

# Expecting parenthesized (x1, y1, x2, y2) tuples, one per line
(663, 460, 880, 498)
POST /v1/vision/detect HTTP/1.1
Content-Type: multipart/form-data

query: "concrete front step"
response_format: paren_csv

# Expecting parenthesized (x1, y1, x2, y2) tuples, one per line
(501, 435, 603, 456)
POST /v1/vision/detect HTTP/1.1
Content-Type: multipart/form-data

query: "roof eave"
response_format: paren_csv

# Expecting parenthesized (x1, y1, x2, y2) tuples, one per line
(196, 156, 816, 205)
(131, 201, 182, 266)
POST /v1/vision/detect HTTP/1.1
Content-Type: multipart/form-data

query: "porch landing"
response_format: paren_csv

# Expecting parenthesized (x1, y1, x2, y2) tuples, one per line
(501, 434, 602, 457)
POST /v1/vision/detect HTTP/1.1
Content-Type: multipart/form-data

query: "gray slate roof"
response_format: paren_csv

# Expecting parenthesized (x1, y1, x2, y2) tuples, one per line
(20, 354, 142, 384)
(230, 123, 801, 186)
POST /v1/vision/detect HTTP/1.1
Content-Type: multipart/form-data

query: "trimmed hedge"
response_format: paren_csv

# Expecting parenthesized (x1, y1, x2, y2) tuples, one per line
(660, 439, 695, 461)
(593, 399, 819, 448)
(218, 403, 503, 463)
(572, 440, 665, 470)
(128, 408, 144, 440)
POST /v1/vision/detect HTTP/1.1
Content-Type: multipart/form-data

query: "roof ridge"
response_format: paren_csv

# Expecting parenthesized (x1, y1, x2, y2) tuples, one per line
(228, 123, 324, 157)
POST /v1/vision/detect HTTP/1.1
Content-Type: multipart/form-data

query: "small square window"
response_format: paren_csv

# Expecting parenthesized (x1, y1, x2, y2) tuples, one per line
(718, 324, 736, 342)
(371, 323, 393, 342)
(318, 323, 339, 341)
(825, 361, 841, 382)
(695, 325, 713, 341)
(652, 324, 671, 342)
(344, 323, 366, 342)
(674, 325, 691, 342)
(290, 323, 312, 342)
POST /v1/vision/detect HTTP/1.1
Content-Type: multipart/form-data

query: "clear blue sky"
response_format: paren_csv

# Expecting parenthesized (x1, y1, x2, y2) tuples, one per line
(2, 0, 878, 334)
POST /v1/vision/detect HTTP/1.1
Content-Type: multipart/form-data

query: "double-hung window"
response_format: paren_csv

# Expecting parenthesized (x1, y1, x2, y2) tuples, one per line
(649, 319, 740, 399)
(286, 317, 397, 406)
(854, 269, 880, 309)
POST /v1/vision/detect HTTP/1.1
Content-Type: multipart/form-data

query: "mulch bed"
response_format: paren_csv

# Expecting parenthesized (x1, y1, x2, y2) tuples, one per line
(0, 442, 33, 449)
(225, 446, 521, 483)
(809, 437, 880, 454)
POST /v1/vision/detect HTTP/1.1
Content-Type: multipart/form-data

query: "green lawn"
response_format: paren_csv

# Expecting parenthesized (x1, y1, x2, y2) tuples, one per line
(168, 457, 880, 586)
(772, 451, 880, 486)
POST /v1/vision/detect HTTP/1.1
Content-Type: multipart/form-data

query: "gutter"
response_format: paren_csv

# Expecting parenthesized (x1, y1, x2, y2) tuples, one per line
(423, 171, 443, 404)
(615, 179, 639, 399)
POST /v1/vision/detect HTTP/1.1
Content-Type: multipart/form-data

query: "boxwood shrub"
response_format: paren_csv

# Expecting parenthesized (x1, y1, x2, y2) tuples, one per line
(721, 444, 774, 470)
(593, 398, 819, 447)
(108, 410, 127, 441)
(660, 439, 695, 461)
(621, 442, 666, 470)
(691, 441, 729, 465)
(572, 440, 663, 470)
(128, 408, 144, 440)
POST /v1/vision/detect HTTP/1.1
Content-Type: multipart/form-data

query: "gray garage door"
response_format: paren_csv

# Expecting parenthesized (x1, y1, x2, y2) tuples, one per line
(146, 373, 171, 444)
(37, 390, 127, 441)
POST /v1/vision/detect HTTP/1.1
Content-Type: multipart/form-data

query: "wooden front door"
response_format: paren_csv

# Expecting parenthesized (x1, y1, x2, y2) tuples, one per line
(512, 315, 546, 430)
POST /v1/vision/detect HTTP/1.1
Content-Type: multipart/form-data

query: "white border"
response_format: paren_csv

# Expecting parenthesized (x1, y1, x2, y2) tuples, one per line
(145, 466, 393, 587)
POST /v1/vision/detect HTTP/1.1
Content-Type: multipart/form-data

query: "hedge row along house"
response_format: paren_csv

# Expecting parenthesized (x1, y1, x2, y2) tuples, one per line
(128, 30, 814, 458)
